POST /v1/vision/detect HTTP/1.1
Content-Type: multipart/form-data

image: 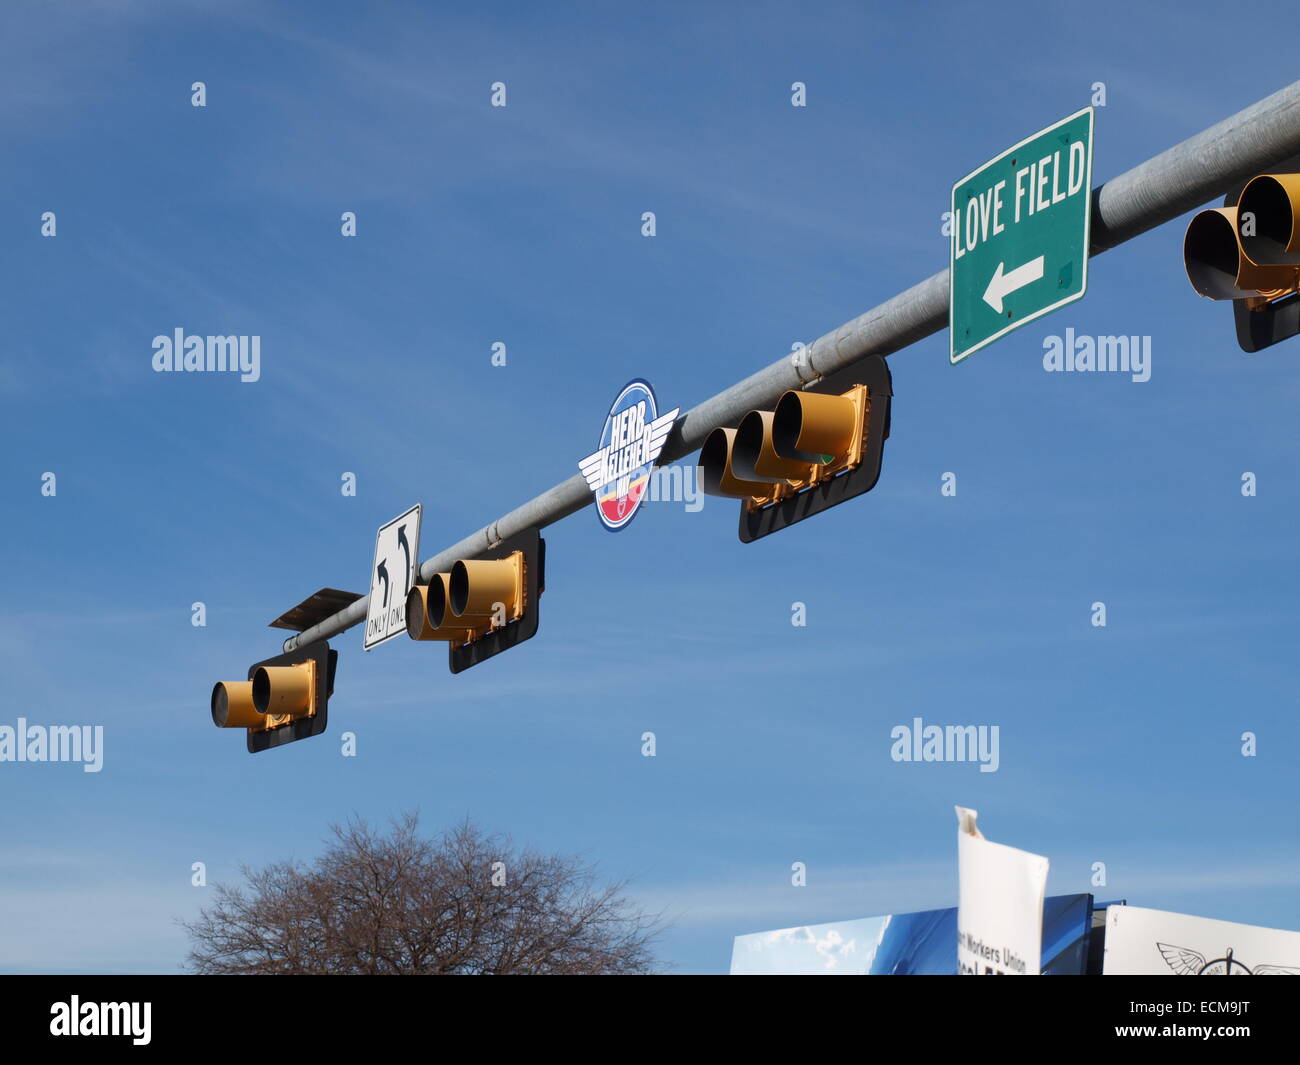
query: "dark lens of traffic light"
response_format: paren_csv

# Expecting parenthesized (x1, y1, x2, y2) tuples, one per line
(210, 682, 230, 727)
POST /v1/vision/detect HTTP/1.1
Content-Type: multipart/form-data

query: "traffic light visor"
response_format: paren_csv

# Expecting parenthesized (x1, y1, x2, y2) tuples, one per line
(771, 389, 858, 464)
(450, 553, 523, 621)
(700, 426, 773, 499)
(1185, 206, 1296, 299)
(251, 662, 315, 719)
(211, 680, 262, 728)
(733, 409, 815, 483)
(406, 577, 474, 640)
(1238, 173, 1300, 265)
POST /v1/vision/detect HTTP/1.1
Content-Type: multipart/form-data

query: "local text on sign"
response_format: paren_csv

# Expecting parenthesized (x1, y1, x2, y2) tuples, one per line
(953, 141, 1088, 260)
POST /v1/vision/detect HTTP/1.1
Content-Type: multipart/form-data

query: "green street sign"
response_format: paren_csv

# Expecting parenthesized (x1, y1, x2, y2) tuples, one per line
(949, 107, 1094, 364)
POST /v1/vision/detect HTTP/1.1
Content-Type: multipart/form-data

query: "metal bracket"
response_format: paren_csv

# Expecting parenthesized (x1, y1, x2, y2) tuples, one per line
(268, 589, 363, 632)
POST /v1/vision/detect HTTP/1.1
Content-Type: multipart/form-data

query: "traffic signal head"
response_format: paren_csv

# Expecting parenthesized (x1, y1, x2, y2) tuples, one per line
(707, 384, 871, 498)
(1184, 171, 1300, 352)
(406, 527, 544, 673)
(405, 575, 474, 642)
(700, 354, 892, 541)
(1184, 206, 1298, 301)
(210, 639, 337, 753)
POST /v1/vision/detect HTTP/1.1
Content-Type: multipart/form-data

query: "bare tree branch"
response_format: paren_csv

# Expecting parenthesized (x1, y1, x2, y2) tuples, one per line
(181, 814, 664, 975)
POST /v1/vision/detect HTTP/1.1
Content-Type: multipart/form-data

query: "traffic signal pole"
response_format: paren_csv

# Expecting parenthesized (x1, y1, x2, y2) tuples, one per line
(284, 78, 1300, 655)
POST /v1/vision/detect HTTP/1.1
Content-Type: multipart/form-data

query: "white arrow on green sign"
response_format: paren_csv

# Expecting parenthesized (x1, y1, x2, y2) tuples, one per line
(949, 107, 1094, 364)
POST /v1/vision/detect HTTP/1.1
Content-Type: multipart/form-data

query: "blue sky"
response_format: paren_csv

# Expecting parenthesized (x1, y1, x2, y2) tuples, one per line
(2, 0, 1299, 974)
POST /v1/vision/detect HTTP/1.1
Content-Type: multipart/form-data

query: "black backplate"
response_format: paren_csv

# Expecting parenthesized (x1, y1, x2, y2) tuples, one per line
(246, 639, 337, 753)
(448, 527, 545, 674)
(738, 354, 893, 543)
(1233, 291, 1300, 352)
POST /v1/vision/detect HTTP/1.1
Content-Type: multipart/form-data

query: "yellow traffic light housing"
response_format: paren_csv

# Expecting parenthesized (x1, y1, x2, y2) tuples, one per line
(772, 388, 864, 468)
(1239, 173, 1300, 267)
(210, 681, 261, 729)
(450, 554, 525, 625)
(733, 408, 820, 485)
(252, 661, 316, 724)
(406, 527, 544, 673)
(728, 385, 868, 491)
(405, 574, 475, 643)
(1184, 205, 1299, 302)
(701, 354, 892, 541)
(210, 639, 337, 753)
(699, 427, 774, 502)
(1184, 170, 1300, 351)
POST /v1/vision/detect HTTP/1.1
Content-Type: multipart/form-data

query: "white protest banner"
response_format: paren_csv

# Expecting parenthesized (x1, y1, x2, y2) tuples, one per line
(956, 805, 1049, 975)
(1103, 904, 1300, 975)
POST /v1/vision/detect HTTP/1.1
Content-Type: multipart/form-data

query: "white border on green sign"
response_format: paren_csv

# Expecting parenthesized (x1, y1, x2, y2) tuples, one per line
(949, 106, 1095, 365)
